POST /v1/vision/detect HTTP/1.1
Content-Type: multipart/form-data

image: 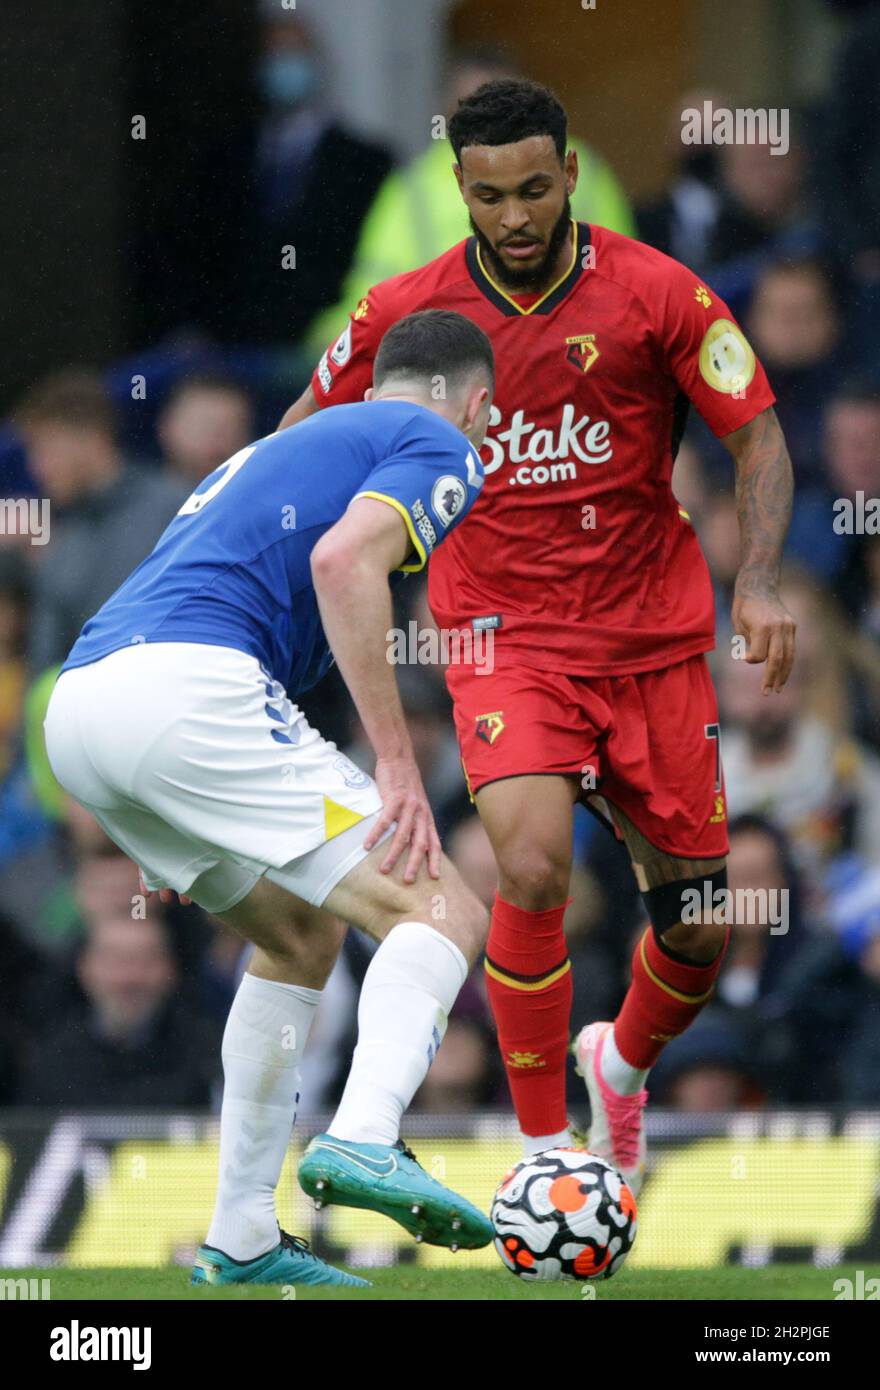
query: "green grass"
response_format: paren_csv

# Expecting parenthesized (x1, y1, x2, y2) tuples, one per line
(7, 1264, 872, 1301)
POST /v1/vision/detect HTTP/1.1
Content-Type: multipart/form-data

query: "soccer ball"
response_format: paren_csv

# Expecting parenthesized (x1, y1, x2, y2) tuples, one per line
(491, 1148, 637, 1281)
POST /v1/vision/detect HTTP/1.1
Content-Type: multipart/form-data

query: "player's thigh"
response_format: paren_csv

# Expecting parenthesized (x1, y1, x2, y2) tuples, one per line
(445, 661, 602, 900)
(322, 841, 488, 964)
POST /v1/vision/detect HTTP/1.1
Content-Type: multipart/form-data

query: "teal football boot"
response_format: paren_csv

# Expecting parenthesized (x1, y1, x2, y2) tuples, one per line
(298, 1135, 494, 1250)
(191, 1228, 370, 1288)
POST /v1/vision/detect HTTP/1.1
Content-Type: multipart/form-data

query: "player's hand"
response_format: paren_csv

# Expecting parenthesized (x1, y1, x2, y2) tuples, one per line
(732, 588, 796, 694)
(137, 867, 191, 906)
(364, 755, 442, 883)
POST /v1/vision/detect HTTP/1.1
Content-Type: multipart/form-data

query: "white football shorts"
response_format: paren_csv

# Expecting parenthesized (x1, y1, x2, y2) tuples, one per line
(44, 642, 384, 913)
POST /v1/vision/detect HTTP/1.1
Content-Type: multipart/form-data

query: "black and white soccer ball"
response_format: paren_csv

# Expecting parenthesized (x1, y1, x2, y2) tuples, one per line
(491, 1148, 637, 1281)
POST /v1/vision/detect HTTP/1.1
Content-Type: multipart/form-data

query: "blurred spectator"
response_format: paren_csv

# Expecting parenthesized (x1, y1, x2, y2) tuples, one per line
(711, 137, 811, 268)
(231, 9, 393, 345)
(635, 89, 727, 268)
(839, 534, 880, 646)
(447, 812, 498, 910)
(787, 380, 880, 582)
(648, 1015, 767, 1110)
(0, 909, 45, 1104)
(643, 108, 819, 318)
(780, 567, 880, 756)
(827, 856, 880, 1102)
(715, 814, 807, 1013)
(15, 369, 187, 674)
(717, 639, 880, 888)
(0, 551, 30, 779)
(17, 915, 221, 1108)
(746, 258, 844, 485)
(818, 2, 880, 360)
(697, 490, 741, 617)
(306, 46, 635, 353)
(157, 374, 255, 486)
(413, 1017, 499, 1112)
(764, 850, 880, 1103)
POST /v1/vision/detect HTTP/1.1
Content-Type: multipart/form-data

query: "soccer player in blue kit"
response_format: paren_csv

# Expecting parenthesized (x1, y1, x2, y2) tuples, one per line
(44, 310, 495, 1287)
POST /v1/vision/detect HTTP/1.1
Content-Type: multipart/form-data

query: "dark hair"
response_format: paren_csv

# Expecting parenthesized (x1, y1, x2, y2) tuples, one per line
(15, 368, 116, 437)
(374, 309, 494, 393)
(448, 78, 567, 162)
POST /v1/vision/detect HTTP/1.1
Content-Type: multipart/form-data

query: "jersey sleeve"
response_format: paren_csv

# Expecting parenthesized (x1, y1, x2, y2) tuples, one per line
(352, 423, 485, 573)
(654, 259, 776, 437)
(310, 280, 392, 407)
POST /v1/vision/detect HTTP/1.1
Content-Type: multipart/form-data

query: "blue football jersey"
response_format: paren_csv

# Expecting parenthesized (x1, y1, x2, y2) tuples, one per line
(62, 401, 484, 696)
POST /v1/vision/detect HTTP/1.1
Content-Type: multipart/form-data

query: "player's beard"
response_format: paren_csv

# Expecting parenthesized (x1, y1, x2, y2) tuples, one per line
(471, 195, 573, 293)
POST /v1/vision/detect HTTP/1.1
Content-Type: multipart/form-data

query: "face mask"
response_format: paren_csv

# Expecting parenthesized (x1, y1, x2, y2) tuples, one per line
(260, 53, 317, 109)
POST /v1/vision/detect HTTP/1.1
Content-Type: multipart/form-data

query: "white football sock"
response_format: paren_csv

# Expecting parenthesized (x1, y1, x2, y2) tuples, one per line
(206, 971, 320, 1261)
(328, 921, 468, 1145)
(601, 1024, 650, 1096)
(522, 1128, 572, 1157)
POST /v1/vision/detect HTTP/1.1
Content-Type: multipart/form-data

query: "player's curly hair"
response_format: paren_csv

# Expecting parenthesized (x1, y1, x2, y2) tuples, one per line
(448, 78, 567, 162)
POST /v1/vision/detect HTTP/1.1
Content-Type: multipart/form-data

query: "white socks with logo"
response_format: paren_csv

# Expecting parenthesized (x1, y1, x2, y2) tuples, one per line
(206, 923, 468, 1260)
(206, 971, 320, 1261)
(328, 921, 468, 1145)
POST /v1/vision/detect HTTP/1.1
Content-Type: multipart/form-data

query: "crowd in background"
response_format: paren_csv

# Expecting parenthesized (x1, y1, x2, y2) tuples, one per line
(2, 3, 880, 1119)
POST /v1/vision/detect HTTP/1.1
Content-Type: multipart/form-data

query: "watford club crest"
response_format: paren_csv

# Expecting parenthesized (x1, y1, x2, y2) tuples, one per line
(475, 710, 505, 745)
(565, 332, 599, 374)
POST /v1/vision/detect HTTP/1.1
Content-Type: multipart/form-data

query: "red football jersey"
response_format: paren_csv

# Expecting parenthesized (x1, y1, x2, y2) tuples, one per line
(310, 222, 775, 675)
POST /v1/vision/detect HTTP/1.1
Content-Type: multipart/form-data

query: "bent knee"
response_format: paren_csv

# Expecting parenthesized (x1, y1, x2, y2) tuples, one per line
(497, 844, 571, 911)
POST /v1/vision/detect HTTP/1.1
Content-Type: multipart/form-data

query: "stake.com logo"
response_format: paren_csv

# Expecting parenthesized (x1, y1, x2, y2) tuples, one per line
(481, 403, 613, 485)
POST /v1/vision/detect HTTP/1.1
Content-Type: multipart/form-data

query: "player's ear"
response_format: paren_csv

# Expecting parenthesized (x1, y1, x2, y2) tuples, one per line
(453, 163, 464, 196)
(363, 387, 374, 401)
(463, 382, 490, 436)
(565, 147, 578, 193)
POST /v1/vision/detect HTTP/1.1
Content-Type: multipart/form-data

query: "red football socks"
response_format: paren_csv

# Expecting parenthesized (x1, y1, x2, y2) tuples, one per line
(613, 926, 730, 1069)
(484, 893, 572, 1137)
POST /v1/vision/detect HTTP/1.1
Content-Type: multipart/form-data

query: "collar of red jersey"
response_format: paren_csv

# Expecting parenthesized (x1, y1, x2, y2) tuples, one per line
(472, 218, 587, 317)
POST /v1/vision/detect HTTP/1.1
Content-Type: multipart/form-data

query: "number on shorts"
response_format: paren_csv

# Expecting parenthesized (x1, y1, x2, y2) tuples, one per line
(704, 722, 722, 793)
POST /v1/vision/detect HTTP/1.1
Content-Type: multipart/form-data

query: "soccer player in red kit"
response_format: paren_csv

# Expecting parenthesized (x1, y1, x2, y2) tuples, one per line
(279, 81, 796, 1193)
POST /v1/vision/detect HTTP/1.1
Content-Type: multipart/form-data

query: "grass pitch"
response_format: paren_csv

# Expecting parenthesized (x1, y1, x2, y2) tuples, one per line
(9, 1264, 868, 1301)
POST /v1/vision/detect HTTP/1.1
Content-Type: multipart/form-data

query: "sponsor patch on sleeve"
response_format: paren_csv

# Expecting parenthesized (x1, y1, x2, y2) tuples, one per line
(698, 320, 756, 394)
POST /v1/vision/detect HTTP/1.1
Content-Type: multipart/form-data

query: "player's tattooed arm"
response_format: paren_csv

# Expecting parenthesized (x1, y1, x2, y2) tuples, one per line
(721, 405, 796, 694)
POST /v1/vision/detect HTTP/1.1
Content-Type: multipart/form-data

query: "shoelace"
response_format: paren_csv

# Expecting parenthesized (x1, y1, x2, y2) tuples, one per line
(602, 1088, 647, 1170)
(394, 1139, 421, 1166)
(279, 1230, 312, 1259)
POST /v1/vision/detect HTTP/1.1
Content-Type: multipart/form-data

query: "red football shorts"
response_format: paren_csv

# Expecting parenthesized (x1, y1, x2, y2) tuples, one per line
(445, 654, 728, 860)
